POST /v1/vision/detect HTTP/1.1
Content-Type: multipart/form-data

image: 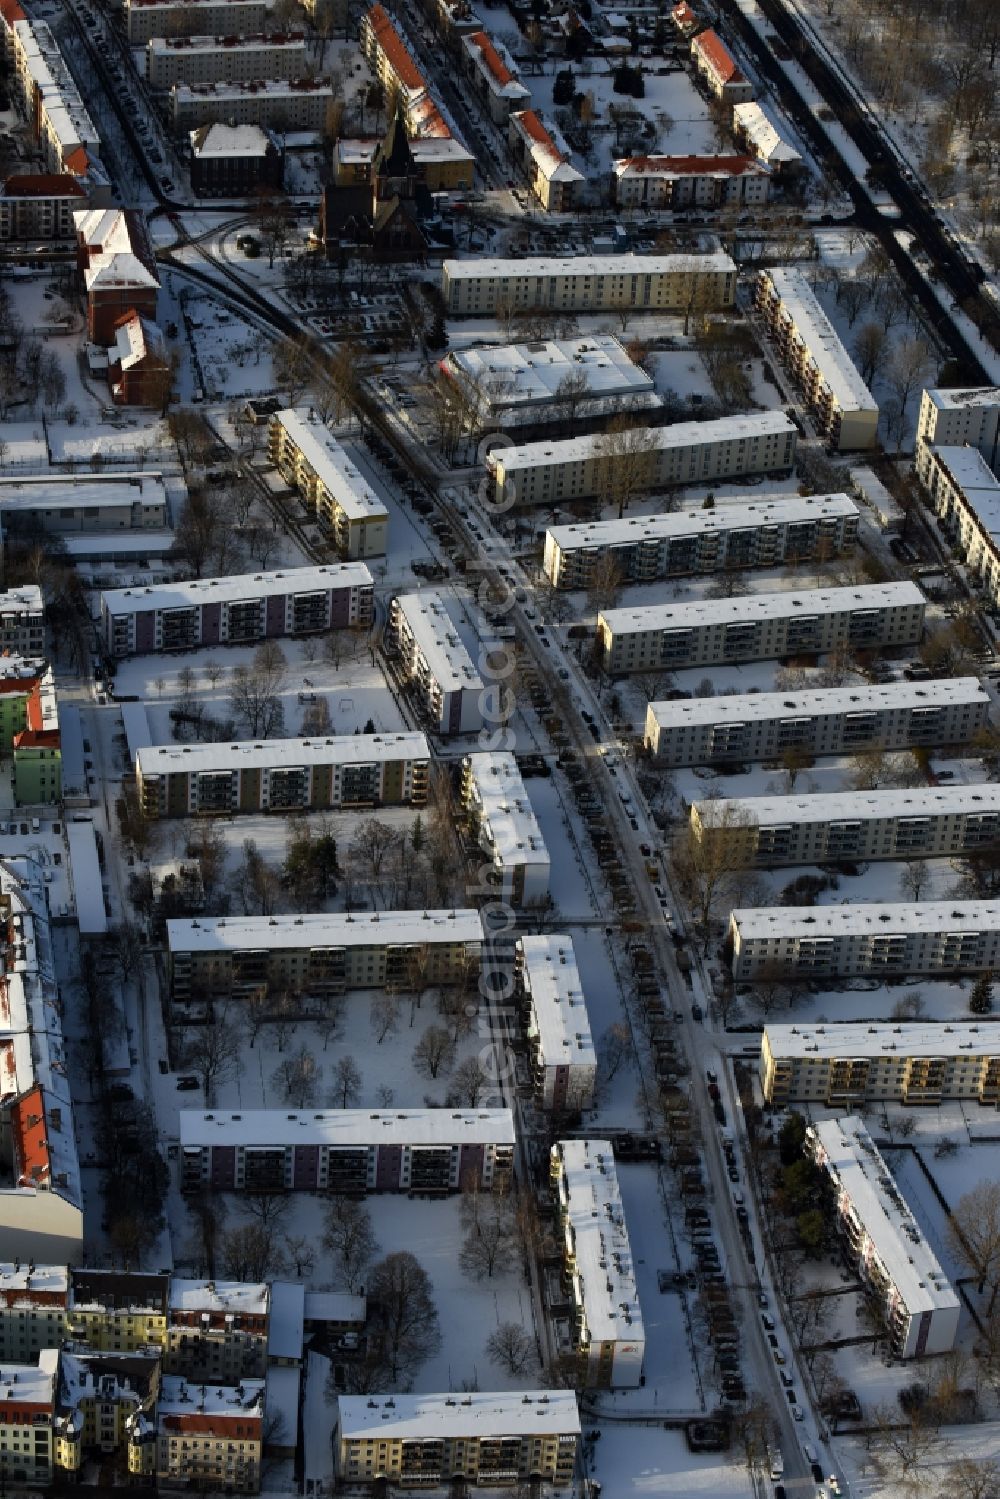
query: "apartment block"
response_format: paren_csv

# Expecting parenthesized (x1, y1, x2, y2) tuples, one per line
(508, 110, 584, 211)
(385, 591, 484, 736)
(762, 1021, 1000, 1107)
(0, 473, 167, 535)
(156, 1376, 264, 1493)
(100, 563, 373, 657)
(461, 30, 530, 122)
(544, 492, 858, 589)
(0, 587, 43, 657)
(598, 581, 925, 675)
(146, 32, 308, 89)
(180, 1109, 515, 1194)
(732, 101, 804, 175)
(756, 267, 879, 450)
(916, 386, 1000, 466)
(66, 1270, 169, 1354)
(614, 154, 770, 210)
(550, 1141, 644, 1388)
(644, 677, 990, 767)
(516, 936, 595, 1112)
(166, 1280, 269, 1382)
(0, 1266, 68, 1363)
(170, 78, 335, 131)
(4, 16, 100, 177)
(690, 29, 754, 101)
(0, 174, 87, 242)
(123, 0, 269, 44)
(491, 410, 797, 508)
(0, 1347, 59, 1486)
(460, 753, 550, 906)
(807, 1117, 959, 1358)
(361, 3, 471, 177)
(135, 732, 430, 820)
(915, 443, 1000, 609)
(442, 251, 737, 316)
(333, 1392, 580, 1489)
(692, 782, 1000, 867)
(54, 1348, 158, 1481)
(166, 908, 482, 1002)
(268, 409, 388, 560)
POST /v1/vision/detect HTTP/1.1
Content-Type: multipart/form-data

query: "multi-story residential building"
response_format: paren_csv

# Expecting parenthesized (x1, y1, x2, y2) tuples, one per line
(598, 581, 925, 675)
(165, 908, 482, 1003)
(807, 1117, 959, 1358)
(731, 101, 804, 177)
(0, 587, 44, 657)
(4, 14, 101, 177)
(123, 0, 269, 44)
(0, 174, 87, 241)
(550, 1141, 644, 1388)
(644, 677, 990, 766)
(613, 154, 770, 210)
(461, 30, 530, 122)
(0, 473, 168, 534)
(915, 443, 1000, 609)
(146, 31, 308, 89)
(156, 1375, 264, 1493)
(100, 563, 374, 657)
(733, 900, 1000, 981)
(333, 1392, 581, 1489)
(0, 1266, 68, 1364)
(756, 268, 879, 450)
(916, 386, 1000, 466)
(268, 409, 388, 560)
(189, 123, 284, 196)
(690, 29, 754, 102)
(692, 782, 1000, 867)
(180, 1109, 515, 1194)
(762, 1021, 1000, 1106)
(66, 1271, 169, 1354)
(508, 110, 584, 211)
(54, 1349, 159, 1482)
(166, 1281, 269, 1381)
(385, 591, 484, 736)
(6, 665, 60, 807)
(516, 936, 595, 1112)
(459, 754, 550, 905)
(439, 333, 659, 432)
(491, 410, 797, 507)
(136, 731, 430, 820)
(170, 77, 335, 131)
(360, 3, 472, 185)
(544, 493, 858, 589)
(74, 208, 159, 344)
(106, 310, 171, 409)
(442, 251, 737, 317)
(0, 1346, 59, 1486)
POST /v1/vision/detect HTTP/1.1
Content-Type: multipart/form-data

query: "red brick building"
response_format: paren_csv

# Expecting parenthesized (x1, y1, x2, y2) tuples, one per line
(107, 310, 172, 407)
(73, 207, 160, 344)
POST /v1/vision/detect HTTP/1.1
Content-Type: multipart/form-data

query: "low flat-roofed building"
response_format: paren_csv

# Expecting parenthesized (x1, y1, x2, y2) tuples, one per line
(614, 153, 770, 210)
(692, 781, 1000, 867)
(762, 1020, 1000, 1106)
(189, 122, 283, 196)
(442, 251, 737, 316)
(461, 29, 530, 121)
(915, 443, 1000, 609)
(756, 267, 878, 450)
(170, 77, 335, 131)
(516, 936, 595, 1112)
(0, 473, 167, 533)
(268, 409, 388, 560)
(808, 1116, 959, 1358)
(386, 591, 484, 735)
(916, 386, 1000, 465)
(101, 563, 374, 657)
(460, 753, 549, 906)
(550, 1140, 644, 1388)
(180, 1108, 515, 1194)
(136, 731, 430, 819)
(333, 1391, 580, 1489)
(545, 492, 857, 589)
(124, 0, 270, 44)
(146, 30, 308, 89)
(644, 676, 989, 766)
(732, 101, 804, 175)
(598, 580, 925, 674)
(156, 1375, 265, 1494)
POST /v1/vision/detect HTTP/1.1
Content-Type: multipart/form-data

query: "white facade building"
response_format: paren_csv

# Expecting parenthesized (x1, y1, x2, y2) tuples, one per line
(170, 78, 335, 130)
(146, 32, 307, 88)
(0, 474, 167, 533)
(762, 1021, 1000, 1106)
(732, 101, 804, 173)
(460, 753, 550, 905)
(614, 154, 770, 210)
(386, 591, 484, 736)
(268, 410, 388, 560)
(441, 252, 737, 316)
(0, 586, 45, 657)
(124, 0, 270, 44)
(916, 387, 1000, 466)
(644, 676, 989, 766)
(915, 443, 1000, 609)
(516, 936, 595, 1112)
(598, 581, 925, 674)
(545, 493, 858, 589)
(808, 1117, 959, 1358)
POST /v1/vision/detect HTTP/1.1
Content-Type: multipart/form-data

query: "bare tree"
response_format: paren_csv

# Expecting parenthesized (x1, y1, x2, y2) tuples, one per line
(885, 335, 933, 439)
(598, 1022, 632, 1085)
(230, 642, 287, 738)
(331, 1053, 362, 1108)
(948, 1182, 1000, 1313)
(853, 320, 888, 384)
(367, 1251, 441, 1383)
(899, 859, 931, 901)
(459, 1206, 516, 1280)
(486, 1321, 538, 1376)
(220, 1222, 279, 1282)
(939, 1457, 1000, 1499)
(349, 818, 400, 907)
(672, 802, 756, 946)
(370, 994, 400, 1044)
(283, 1233, 316, 1279)
(413, 1024, 456, 1079)
(554, 368, 591, 427)
(595, 417, 657, 519)
(449, 1055, 490, 1107)
(322, 1196, 378, 1292)
(273, 1044, 319, 1108)
(184, 1006, 238, 1106)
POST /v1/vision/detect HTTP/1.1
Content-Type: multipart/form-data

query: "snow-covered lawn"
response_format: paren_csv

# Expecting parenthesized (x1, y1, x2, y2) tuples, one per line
(590, 1425, 754, 1498)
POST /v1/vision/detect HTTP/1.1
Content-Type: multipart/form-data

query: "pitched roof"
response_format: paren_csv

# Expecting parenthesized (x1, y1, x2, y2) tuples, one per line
(374, 103, 415, 177)
(365, 3, 424, 92)
(692, 28, 744, 84)
(0, 173, 87, 198)
(615, 153, 763, 177)
(111, 310, 167, 369)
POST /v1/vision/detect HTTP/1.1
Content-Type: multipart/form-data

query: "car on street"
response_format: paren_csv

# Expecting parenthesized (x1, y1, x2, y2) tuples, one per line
(791, 1405, 804, 1421)
(176, 1075, 199, 1091)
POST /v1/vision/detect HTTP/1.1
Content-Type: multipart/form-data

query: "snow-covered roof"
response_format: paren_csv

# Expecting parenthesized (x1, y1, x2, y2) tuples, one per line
(925, 446, 1000, 544)
(0, 1348, 58, 1408)
(696, 781, 1000, 828)
(158, 1376, 265, 1421)
(510, 110, 584, 186)
(336, 1390, 580, 1441)
(647, 675, 987, 728)
(112, 312, 165, 371)
(392, 590, 484, 694)
(13, 20, 99, 156)
(809, 1117, 959, 1317)
(190, 122, 278, 159)
(766, 1018, 1000, 1057)
(614, 153, 766, 180)
(0, 1263, 68, 1298)
(732, 101, 802, 165)
(167, 908, 483, 953)
(549, 492, 856, 552)
(518, 935, 595, 1069)
(444, 250, 736, 281)
(65, 822, 106, 936)
(442, 333, 654, 410)
(0, 586, 43, 617)
(601, 580, 924, 636)
(922, 386, 1000, 413)
(267, 1282, 304, 1361)
(180, 1108, 516, 1148)
(173, 78, 332, 102)
(303, 1292, 365, 1325)
(138, 730, 429, 780)
(462, 30, 530, 101)
(0, 473, 166, 513)
(761, 267, 878, 415)
(169, 1279, 270, 1316)
(691, 28, 747, 87)
(493, 410, 795, 474)
(101, 563, 372, 616)
(149, 30, 305, 54)
(553, 1140, 643, 1349)
(741, 900, 1000, 941)
(271, 410, 388, 523)
(463, 753, 549, 869)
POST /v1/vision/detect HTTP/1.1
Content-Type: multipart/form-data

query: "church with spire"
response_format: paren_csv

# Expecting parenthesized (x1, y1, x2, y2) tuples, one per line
(321, 103, 434, 261)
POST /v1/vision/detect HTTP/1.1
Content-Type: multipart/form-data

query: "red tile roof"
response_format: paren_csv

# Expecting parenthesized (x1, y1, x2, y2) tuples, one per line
(2, 174, 87, 198)
(693, 28, 744, 84)
(366, 4, 425, 93)
(468, 29, 515, 86)
(0, 0, 26, 26)
(513, 109, 556, 149)
(11, 1085, 51, 1191)
(617, 153, 760, 175)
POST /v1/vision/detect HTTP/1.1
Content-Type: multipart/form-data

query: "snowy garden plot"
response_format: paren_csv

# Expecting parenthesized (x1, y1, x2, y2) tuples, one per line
(181, 293, 279, 401)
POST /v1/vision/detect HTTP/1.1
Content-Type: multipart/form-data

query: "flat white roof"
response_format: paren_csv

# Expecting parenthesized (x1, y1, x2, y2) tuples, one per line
(336, 1390, 580, 1441)
(180, 1107, 515, 1148)
(303, 1292, 366, 1325)
(550, 492, 856, 552)
(271, 410, 388, 523)
(0, 1264, 68, 1298)
(518, 935, 595, 1068)
(763, 268, 878, 414)
(444, 334, 654, 408)
(927, 446, 1000, 544)
(444, 251, 736, 281)
(101, 563, 372, 616)
(137, 730, 429, 779)
(0, 1349, 58, 1407)
(767, 1019, 1000, 1058)
(602, 580, 924, 635)
(393, 591, 484, 694)
(170, 1279, 270, 1316)
(158, 1376, 265, 1419)
(463, 753, 549, 868)
(0, 474, 166, 511)
(167, 908, 483, 953)
(648, 675, 987, 728)
(554, 1140, 643, 1348)
(923, 387, 1000, 412)
(65, 822, 107, 936)
(149, 31, 305, 53)
(738, 899, 1000, 940)
(697, 781, 1000, 827)
(810, 1116, 959, 1317)
(0, 586, 44, 617)
(267, 1281, 304, 1362)
(174, 79, 332, 99)
(494, 411, 796, 473)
